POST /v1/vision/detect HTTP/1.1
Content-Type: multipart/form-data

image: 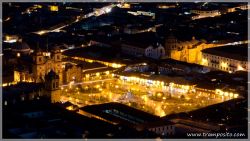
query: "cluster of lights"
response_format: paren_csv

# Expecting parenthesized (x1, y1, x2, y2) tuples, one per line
(215, 89, 239, 99)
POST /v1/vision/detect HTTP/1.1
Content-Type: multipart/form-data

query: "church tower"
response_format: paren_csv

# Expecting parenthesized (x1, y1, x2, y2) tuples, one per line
(33, 47, 45, 83)
(164, 33, 179, 58)
(51, 46, 62, 84)
(45, 70, 61, 103)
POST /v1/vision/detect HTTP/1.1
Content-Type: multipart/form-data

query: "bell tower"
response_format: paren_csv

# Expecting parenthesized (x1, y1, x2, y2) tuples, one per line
(32, 47, 45, 83)
(165, 33, 178, 58)
(33, 48, 44, 65)
(45, 70, 61, 103)
(51, 46, 62, 84)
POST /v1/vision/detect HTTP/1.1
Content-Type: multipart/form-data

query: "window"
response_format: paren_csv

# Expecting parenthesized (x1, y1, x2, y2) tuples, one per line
(57, 55, 60, 60)
(53, 83, 55, 89)
(56, 82, 59, 88)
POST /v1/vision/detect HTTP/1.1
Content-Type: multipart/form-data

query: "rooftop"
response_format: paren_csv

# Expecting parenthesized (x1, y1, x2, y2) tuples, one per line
(202, 44, 248, 61)
(80, 102, 162, 126)
(3, 82, 43, 98)
(63, 45, 145, 65)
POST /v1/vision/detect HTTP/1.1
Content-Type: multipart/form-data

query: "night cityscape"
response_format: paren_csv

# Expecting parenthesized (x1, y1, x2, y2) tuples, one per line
(2, 2, 249, 139)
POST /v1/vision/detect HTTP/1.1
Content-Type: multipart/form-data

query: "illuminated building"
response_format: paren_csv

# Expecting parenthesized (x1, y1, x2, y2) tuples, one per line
(164, 33, 222, 64)
(227, 4, 249, 13)
(62, 60, 114, 84)
(201, 45, 248, 72)
(63, 64, 82, 84)
(117, 72, 194, 95)
(32, 46, 62, 83)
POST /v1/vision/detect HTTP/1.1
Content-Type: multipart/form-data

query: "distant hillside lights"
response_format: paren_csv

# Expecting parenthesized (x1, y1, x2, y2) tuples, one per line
(190, 10, 221, 20)
(3, 35, 19, 43)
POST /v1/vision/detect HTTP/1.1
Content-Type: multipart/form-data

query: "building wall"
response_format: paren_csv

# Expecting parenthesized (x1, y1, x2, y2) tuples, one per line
(63, 65, 82, 84)
(201, 52, 248, 72)
(50, 89, 61, 103)
(122, 43, 165, 59)
(145, 44, 165, 59)
(121, 44, 145, 56)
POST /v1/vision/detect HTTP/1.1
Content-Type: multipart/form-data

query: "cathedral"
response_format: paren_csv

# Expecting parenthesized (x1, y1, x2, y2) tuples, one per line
(32, 46, 63, 84)
(164, 33, 218, 64)
(11, 44, 63, 85)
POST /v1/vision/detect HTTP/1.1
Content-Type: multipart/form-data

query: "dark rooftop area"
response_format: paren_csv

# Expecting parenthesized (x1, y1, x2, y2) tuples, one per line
(81, 102, 163, 126)
(202, 44, 248, 61)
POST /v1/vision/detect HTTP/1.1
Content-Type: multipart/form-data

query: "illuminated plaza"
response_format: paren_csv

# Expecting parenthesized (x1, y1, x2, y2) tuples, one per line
(59, 71, 239, 117)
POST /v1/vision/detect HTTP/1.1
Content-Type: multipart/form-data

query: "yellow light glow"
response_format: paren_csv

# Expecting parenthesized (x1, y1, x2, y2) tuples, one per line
(229, 93, 234, 97)
(36, 30, 46, 35)
(224, 92, 229, 97)
(106, 71, 110, 75)
(234, 94, 239, 98)
(6, 35, 10, 41)
(67, 106, 73, 111)
(35, 4, 43, 8)
(201, 58, 208, 65)
(2, 83, 7, 87)
(157, 93, 162, 97)
(161, 82, 164, 86)
(49, 5, 59, 11)
(237, 65, 245, 71)
(215, 89, 224, 96)
(221, 62, 228, 68)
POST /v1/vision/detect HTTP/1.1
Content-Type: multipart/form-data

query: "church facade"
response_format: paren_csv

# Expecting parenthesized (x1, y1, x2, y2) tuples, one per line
(32, 47, 63, 84)
(164, 34, 219, 64)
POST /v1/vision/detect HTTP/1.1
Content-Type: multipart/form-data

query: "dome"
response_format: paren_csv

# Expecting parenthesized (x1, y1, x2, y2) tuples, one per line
(12, 41, 31, 53)
(165, 33, 178, 44)
(45, 70, 59, 80)
(33, 47, 43, 55)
